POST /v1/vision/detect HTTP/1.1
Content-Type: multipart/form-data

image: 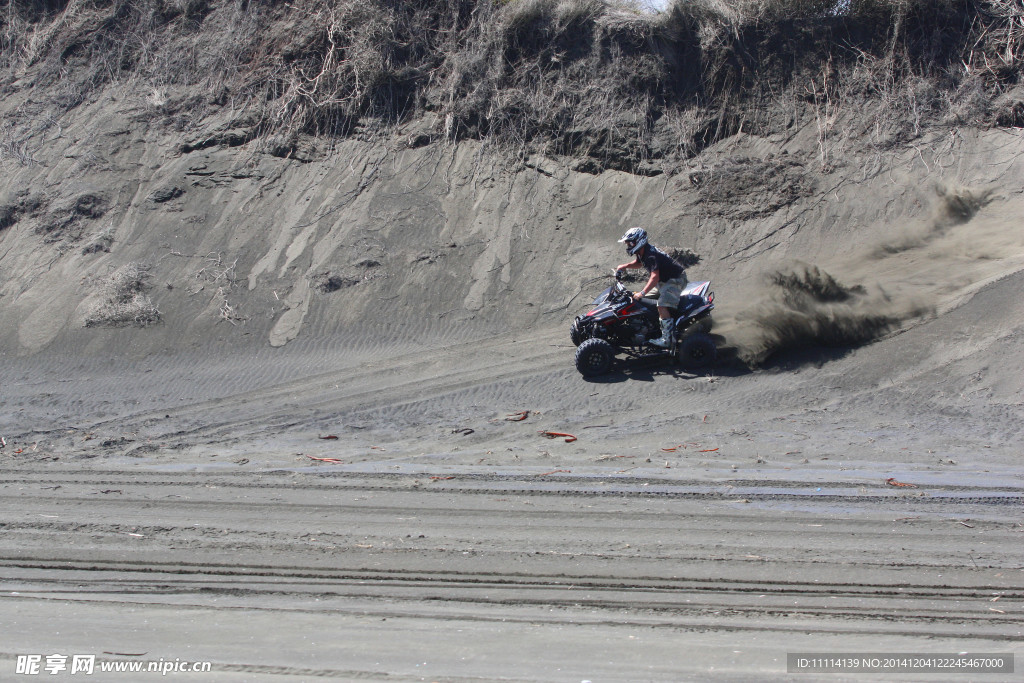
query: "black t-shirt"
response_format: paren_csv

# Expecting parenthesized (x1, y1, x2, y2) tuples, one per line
(641, 245, 684, 282)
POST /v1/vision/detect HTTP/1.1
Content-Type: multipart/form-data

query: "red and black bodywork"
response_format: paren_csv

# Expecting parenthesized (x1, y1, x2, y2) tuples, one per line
(570, 276, 716, 376)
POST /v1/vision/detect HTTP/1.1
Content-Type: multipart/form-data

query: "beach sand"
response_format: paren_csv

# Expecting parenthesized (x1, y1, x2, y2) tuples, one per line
(1, 106, 1022, 677)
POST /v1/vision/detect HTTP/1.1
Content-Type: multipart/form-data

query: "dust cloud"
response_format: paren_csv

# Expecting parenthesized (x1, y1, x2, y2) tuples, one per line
(720, 185, 1016, 366)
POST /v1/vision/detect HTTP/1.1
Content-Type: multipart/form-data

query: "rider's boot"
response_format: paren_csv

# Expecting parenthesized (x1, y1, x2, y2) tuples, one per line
(650, 318, 674, 348)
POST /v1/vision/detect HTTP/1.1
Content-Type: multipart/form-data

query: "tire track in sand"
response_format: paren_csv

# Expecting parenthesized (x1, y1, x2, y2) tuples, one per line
(42, 329, 572, 452)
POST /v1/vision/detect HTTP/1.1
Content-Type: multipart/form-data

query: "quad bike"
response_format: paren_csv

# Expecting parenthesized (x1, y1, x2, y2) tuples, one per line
(570, 272, 716, 376)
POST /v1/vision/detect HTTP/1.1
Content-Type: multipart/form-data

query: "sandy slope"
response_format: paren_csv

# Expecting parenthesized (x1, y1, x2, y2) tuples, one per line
(1, 98, 1023, 677)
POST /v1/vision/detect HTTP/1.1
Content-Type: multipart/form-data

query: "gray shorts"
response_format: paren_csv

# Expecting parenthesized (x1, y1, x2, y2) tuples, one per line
(656, 277, 687, 309)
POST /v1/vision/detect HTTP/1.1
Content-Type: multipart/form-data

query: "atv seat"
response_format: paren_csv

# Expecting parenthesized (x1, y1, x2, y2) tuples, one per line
(641, 294, 702, 315)
(638, 297, 661, 309)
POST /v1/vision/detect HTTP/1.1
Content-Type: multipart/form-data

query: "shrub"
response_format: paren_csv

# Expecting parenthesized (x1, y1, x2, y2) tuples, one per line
(84, 262, 162, 327)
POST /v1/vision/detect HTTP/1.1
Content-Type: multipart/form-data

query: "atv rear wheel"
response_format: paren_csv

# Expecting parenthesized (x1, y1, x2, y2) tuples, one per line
(575, 338, 615, 376)
(677, 333, 716, 370)
(688, 316, 713, 335)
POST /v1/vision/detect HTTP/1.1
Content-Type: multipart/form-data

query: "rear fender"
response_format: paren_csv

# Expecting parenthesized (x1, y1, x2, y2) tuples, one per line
(676, 303, 713, 326)
(681, 281, 711, 298)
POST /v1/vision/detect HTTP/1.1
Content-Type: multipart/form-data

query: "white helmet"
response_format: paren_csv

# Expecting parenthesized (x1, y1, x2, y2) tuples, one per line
(618, 227, 648, 255)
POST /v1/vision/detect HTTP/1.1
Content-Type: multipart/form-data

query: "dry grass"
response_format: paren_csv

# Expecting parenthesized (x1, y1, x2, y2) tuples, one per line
(84, 262, 162, 328)
(2, 1, 1021, 170)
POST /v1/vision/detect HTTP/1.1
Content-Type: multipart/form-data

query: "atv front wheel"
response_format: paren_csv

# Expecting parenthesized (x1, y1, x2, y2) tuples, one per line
(569, 319, 588, 346)
(677, 333, 716, 370)
(575, 338, 615, 376)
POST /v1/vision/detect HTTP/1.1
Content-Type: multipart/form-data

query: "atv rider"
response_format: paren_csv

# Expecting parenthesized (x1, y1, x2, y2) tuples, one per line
(614, 227, 687, 348)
